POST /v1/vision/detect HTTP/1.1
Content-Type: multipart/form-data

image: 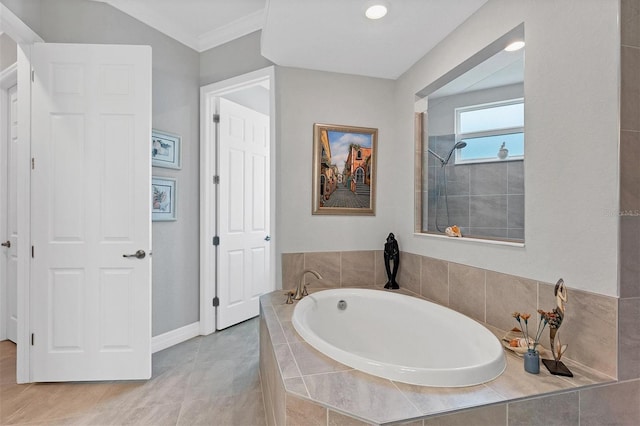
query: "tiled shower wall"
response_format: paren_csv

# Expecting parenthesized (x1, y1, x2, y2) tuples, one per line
(424, 135, 525, 241)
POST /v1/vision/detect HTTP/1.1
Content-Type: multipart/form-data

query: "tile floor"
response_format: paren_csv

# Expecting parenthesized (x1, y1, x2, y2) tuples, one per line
(0, 318, 266, 425)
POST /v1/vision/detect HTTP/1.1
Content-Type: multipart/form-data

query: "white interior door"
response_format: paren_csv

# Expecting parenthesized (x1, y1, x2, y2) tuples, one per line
(2, 84, 18, 342)
(30, 43, 152, 381)
(217, 97, 270, 330)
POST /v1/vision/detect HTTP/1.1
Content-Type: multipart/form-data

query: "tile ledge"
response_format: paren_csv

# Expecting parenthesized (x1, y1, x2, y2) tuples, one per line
(412, 232, 525, 247)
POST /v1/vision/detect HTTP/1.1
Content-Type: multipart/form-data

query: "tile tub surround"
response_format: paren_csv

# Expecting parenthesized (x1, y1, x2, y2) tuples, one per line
(282, 251, 619, 377)
(259, 290, 613, 425)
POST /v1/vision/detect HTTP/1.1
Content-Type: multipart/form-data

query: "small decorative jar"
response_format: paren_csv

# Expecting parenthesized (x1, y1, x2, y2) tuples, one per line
(523, 349, 540, 374)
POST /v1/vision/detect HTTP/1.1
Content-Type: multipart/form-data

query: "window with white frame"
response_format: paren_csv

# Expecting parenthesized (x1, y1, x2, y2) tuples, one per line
(455, 99, 524, 164)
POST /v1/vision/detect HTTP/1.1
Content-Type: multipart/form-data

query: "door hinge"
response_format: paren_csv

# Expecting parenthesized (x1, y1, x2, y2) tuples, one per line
(31, 70, 34, 82)
(212, 236, 220, 246)
(31, 158, 35, 170)
(213, 175, 219, 184)
(213, 114, 220, 123)
(212, 297, 219, 307)
(31, 333, 34, 346)
(31, 245, 34, 258)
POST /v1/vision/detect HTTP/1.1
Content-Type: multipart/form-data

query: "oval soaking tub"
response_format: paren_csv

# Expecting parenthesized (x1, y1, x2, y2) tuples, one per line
(292, 288, 506, 387)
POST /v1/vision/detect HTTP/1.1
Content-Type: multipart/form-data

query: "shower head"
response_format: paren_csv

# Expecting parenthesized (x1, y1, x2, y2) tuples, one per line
(442, 141, 467, 165)
(428, 142, 467, 167)
(454, 142, 467, 149)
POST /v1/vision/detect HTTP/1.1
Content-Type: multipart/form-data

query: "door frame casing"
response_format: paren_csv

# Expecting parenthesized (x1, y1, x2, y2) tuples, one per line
(15, 43, 32, 385)
(199, 66, 276, 335)
(1, 2, 45, 384)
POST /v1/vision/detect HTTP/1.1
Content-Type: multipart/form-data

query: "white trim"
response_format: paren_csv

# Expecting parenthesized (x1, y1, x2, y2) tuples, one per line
(199, 82, 216, 335)
(0, 63, 18, 89)
(199, 66, 276, 335)
(198, 10, 264, 52)
(16, 44, 32, 384)
(151, 322, 200, 354)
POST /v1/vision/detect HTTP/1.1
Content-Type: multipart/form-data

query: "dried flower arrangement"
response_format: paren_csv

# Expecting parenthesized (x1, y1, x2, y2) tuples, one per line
(511, 311, 550, 352)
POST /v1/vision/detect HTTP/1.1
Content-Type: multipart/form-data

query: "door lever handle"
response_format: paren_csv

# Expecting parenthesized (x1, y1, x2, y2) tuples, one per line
(1, 240, 10, 248)
(264, 235, 271, 241)
(123, 249, 146, 259)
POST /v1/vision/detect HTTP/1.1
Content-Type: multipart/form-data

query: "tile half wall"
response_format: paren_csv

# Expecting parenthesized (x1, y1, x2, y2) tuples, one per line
(282, 250, 618, 378)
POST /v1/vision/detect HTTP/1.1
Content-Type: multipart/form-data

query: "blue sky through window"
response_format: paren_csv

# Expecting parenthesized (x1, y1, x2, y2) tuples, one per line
(456, 100, 524, 163)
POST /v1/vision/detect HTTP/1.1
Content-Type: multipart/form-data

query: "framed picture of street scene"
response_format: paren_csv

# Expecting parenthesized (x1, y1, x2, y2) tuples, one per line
(312, 123, 377, 215)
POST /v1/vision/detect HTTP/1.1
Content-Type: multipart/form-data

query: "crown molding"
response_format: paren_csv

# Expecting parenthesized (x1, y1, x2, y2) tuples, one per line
(197, 9, 264, 52)
(90, 0, 263, 53)
(94, 0, 200, 50)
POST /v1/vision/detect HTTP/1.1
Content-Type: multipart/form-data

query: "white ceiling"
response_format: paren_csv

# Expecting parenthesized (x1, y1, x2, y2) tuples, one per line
(94, 0, 489, 80)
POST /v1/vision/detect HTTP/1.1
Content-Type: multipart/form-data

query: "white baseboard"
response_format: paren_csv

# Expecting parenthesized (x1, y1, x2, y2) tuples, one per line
(152, 321, 200, 353)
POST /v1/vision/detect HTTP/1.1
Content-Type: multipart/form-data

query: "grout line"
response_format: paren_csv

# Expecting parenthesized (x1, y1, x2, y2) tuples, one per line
(578, 388, 581, 426)
(389, 379, 423, 417)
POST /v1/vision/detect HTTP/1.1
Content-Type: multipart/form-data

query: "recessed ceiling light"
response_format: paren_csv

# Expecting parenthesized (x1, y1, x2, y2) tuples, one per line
(365, 4, 388, 20)
(505, 41, 525, 52)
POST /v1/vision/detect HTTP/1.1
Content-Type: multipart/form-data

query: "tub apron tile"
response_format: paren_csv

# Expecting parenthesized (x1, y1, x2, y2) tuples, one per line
(302, 370, 421, 424)
(392, 381, 504, 415)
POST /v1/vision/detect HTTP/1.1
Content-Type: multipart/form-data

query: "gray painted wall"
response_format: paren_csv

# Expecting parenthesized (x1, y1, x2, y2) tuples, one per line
(0, 33, 17, 71)
(200, 31, 273, 86)
(274, 67, 396, 288)
(2, 0, 201, 336)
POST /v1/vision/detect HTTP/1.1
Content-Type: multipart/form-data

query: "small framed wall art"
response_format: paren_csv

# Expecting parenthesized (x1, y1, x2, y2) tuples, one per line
(152, 177, 177, 221)
(152, 129, 181, 169)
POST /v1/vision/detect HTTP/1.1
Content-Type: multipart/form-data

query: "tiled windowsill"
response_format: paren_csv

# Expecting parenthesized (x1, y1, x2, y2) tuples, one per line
(259, 288, 614, 425)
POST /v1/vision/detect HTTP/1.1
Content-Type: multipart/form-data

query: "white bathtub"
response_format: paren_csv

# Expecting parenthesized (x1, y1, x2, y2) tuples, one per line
(292, 288, 506, 387)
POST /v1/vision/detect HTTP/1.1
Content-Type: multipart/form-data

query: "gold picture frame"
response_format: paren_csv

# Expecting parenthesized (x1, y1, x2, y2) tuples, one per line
(312, 123, 377, 215)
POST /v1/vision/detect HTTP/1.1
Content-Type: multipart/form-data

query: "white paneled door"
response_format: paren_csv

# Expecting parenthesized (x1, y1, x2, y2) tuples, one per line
(30, 43, 152, 381)
(2, 84, 18, 343)
(217, 98, 270, 330)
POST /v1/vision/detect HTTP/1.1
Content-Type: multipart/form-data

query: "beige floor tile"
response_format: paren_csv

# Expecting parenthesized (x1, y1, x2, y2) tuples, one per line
(3, 382, 109, 425)
(184, 355, 261, 402)
(0, 341, 17, 385)
(177, 392, 266, 426)
(0, 317, 266, 426)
